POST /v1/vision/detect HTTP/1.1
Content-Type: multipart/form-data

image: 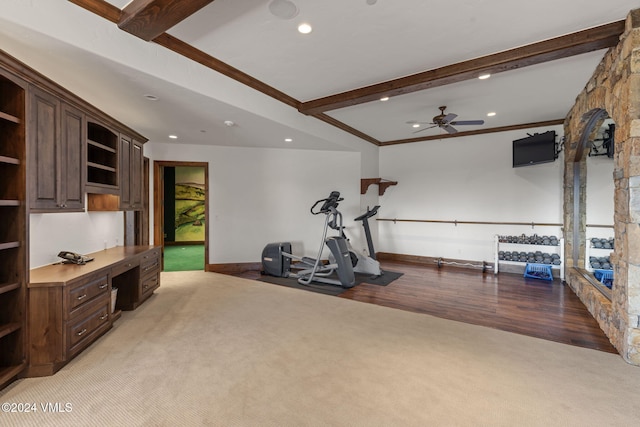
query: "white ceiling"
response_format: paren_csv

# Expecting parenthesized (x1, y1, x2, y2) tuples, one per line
(1, 0, 638, 149)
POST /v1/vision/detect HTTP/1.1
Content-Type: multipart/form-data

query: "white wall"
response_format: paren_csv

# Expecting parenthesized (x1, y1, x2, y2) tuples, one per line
(146, 142, 364, 264)
(378, 125, 565, 262)
(29, 209, 124, 268)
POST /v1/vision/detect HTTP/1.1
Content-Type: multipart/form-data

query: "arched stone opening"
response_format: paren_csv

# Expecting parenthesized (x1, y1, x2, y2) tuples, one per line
(563, 9, 640, 364)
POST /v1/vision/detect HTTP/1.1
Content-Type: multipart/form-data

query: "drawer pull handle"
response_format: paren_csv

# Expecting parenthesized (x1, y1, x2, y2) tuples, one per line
(76, 328, 87, 337)
(77, 294, 88, 301)
(99, 283, 108, 289)
(143, 284, 149, 290)
(99, 313, 108, 320)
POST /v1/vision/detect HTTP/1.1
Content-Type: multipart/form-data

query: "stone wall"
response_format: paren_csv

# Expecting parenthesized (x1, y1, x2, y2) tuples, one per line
(563, 9, 640, 364)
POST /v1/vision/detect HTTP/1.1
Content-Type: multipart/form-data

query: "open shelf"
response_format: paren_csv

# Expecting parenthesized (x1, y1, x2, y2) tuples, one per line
(0, 111, 20, 124)
(0, 323, 21, 340)
(0, 282, 20, 296)
(0, 363, 26, 388)
(0, 241, 20, 251)
(0, 70, 27, 389)
(0, 155, 19, 165)
(88, 139, 117, 153)
(88, 161, 117, 172)
(86, 122, 118, 190)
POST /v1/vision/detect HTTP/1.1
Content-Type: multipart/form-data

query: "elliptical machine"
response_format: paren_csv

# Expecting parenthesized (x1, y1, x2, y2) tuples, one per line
(261, 191, 356, 288)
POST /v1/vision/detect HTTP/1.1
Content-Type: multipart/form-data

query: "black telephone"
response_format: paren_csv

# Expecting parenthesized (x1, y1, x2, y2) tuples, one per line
(58, 251, 94, 265)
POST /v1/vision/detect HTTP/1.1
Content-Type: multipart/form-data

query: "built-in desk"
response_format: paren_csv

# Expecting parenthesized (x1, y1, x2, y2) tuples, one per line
(27, 245, 161, 377)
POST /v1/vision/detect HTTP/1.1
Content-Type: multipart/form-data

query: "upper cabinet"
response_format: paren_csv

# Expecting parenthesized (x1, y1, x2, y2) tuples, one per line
(120, 135, 144, 211)
(28, 86, 85, 212)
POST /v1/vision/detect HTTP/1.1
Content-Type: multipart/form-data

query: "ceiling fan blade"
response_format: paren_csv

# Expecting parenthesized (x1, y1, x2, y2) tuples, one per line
(442, 113, 457, 123)
(450, 120, 485, 126)
(412, 125, 437, 134)
(442, 125, 458, 134)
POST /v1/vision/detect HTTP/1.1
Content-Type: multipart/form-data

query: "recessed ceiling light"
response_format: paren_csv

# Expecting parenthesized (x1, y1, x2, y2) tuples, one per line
(487, 112, 496, 117)
(478, 73, 491, 80)
(412, 124, 420, 128)
(298, 23, 312, 34)
(224, 120, 235, 127)
(169, 135, 178, 139)
(143, 94, 159, 101)
(285, 138, 293, 142)
(380, 96, 389, 101)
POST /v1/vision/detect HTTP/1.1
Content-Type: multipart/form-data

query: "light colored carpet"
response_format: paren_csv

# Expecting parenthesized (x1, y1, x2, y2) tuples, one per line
(1, 271, 639, 426)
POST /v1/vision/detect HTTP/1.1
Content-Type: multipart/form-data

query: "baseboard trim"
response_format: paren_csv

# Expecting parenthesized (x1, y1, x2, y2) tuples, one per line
(377, 252, 494, 272)
(206, 262, 262, 274)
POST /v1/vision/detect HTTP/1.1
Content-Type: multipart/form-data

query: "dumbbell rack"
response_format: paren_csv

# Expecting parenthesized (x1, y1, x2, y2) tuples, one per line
(585, 237, 614, 272)
(494, 235, 565, 281)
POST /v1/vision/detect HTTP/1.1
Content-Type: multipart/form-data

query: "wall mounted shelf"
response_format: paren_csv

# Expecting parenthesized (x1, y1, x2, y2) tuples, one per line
(361, 178, 397, 195)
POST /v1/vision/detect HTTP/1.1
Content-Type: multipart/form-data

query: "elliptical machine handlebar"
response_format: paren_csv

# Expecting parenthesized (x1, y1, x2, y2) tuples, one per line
(310, 191, 343, 215)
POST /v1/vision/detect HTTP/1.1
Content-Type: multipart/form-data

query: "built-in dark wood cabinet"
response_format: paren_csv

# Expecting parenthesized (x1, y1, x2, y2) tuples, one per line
(1, 48, 149, 390)
(0, 69, 28, 389)
(28, 86, 85, 212)
(28, 246, 160, 377)
(60, 103, 86, 210)
(120, 135, 144, 211)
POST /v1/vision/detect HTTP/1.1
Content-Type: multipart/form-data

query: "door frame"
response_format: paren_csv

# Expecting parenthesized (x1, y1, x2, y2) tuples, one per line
(153, 161, 209, 270)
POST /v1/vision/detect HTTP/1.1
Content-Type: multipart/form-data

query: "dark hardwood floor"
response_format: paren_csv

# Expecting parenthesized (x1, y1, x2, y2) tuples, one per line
(232, 260, 618, 354)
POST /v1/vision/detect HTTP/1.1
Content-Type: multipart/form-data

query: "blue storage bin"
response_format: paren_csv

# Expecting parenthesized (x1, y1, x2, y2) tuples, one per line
(594, 269, 614, 289)
(524, 263, 553, 281)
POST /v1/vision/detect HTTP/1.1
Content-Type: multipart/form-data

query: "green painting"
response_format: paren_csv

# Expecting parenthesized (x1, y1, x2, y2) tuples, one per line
(175, 167, 205, 242)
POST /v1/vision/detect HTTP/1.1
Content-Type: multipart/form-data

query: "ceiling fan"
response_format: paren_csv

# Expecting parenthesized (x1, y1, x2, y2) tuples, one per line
(408, 106, 485, 134)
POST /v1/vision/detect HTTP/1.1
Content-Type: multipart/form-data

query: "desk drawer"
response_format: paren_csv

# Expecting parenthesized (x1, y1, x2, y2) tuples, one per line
(141, 255, 160, 276)
(67, 274, 109, 313)
(67, 300, 110, 352)
(141, 272, 160, 299)
(111, 258, 139, 277)
(140, 247, 161, 263)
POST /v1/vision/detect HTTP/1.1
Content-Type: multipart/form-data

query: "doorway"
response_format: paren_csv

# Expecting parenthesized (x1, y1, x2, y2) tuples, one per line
(153, 161, 209, 271)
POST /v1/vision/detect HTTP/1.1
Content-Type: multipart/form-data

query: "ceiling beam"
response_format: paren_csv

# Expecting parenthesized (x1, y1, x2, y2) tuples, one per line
(379, 119, 566, 146)
(153, 33, 300, 109)
(313, 113, 381, 146)
(298, 21, 625, 116)
(119, 0, 215, 41)
(68, 0, 121, 23)
(67, 0, 300, 109)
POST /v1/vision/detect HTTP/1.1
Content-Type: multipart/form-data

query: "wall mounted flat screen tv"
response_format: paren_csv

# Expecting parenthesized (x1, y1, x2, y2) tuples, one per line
(512, 131, 557, 168)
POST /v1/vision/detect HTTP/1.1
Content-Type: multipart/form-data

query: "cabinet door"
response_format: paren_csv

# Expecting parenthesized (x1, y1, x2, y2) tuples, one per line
(131, 141, 143, 210)
(119, 134, 132, 209)
(29, 87, 60, 211)
(60, 103, 85, 210)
